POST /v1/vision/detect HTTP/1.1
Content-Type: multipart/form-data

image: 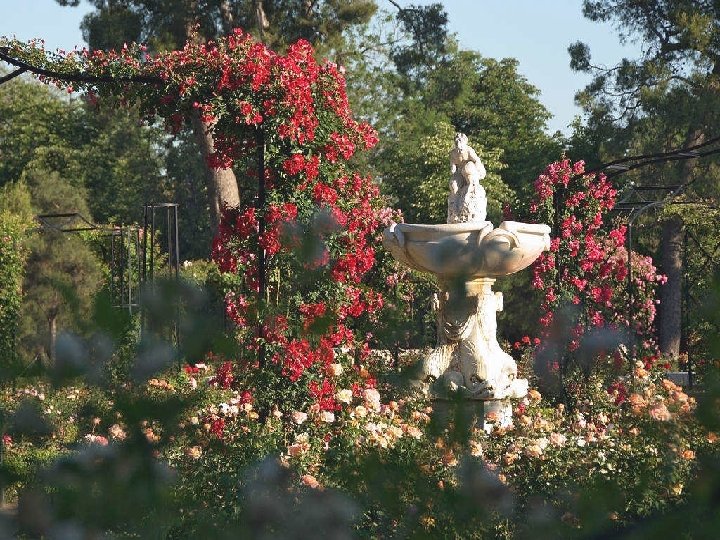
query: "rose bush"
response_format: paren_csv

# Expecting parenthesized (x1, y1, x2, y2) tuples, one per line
(1, 31, 405, 443)
(519, 159, 667, 399)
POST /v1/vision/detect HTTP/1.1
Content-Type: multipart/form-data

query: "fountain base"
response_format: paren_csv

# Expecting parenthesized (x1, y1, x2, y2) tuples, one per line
(431, 398, 514, 433)
(418, 278, 528, 401)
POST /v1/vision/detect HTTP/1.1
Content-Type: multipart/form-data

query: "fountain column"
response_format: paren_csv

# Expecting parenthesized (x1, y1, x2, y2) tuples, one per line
(423, 277, 527, 430)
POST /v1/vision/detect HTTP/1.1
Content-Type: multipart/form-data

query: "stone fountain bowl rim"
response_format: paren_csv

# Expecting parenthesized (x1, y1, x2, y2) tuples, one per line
(389, 222, 496, 243)
(392, 222, 491, 232)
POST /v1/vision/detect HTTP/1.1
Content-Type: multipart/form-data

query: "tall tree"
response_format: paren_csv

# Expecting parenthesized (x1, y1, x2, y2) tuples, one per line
(569, 0, 720, 358)
(373, 41, 560, 220)
(0, 76, 167, 223)
(18, 170, 104, 364)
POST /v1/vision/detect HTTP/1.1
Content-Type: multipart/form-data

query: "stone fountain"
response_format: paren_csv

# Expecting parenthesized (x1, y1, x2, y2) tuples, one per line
(382, 133, 551, 428)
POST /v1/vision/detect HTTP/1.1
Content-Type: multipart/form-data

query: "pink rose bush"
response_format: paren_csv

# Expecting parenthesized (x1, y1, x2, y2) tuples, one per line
(519, 159, 667, 393)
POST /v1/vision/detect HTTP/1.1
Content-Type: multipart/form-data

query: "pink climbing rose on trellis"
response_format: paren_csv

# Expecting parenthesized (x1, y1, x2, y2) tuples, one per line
(526, 158, 666, 368)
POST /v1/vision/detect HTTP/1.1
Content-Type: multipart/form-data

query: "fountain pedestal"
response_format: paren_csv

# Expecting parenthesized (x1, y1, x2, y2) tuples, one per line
(424, 278, 527, 402)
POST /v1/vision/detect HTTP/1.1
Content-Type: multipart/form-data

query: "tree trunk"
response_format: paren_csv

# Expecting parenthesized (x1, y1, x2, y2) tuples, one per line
(658, 215, 683, 357)
(48, 313, 57, 365)
(190, 111, 240, 233)
(657, 128, 703, 358)
(184, 5, 240, 237)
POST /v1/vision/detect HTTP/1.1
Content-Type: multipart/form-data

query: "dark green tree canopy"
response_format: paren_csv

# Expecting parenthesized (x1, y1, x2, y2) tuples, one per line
(0, 76, 168, 224)
(57, 0, 377, 53)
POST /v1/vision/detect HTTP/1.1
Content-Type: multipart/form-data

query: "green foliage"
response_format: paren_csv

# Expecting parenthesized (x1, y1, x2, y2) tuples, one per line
(0, 76, 168, 224)
(0, 273, 718, 537)
(0, 183, 33, 377)
(370, 42, 561, 211)
(15, 171, 104, 364)
(662, 199, 720, 363)
(67, 0, 377, 56)
(569, 0, 720, 361)
(164, 129, 213, 261)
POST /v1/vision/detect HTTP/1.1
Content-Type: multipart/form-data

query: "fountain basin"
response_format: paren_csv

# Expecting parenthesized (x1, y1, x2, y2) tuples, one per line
(382, 220, 551, 280)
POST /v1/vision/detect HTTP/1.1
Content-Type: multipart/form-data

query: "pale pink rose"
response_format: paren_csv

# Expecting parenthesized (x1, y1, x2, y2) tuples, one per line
(301, 474, 321, 489)
(363, 388, 381, 411)
(354, 405, 368, 418)
(528, 389, 541, 401)
(469, 440, 483, 457)
(649, 402, 672, 421)
(442, 450, 458, 467)
(287, 443, 308, 457)
(272, 408, 283, 419)
(143, 428, 160, 443)
(185, 446, 203, 459)
(326, 363, 343, 377)
(83, 434, 109, 446)
(291, 411, 308, 425)
(336, 389, 353, 404)
(404, 425, 423, 439)
(549, 432, 567, 447)
(524, 444, 543, 458)
(108, 424, 127, 441)
(320, 410, 335, 423)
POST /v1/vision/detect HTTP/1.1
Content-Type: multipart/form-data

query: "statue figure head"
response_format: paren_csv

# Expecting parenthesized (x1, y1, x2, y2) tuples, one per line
(454, 132, 468, 150)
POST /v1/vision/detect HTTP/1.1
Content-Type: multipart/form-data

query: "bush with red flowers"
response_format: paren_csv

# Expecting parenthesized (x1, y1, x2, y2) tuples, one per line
(1, 31, 403, 440)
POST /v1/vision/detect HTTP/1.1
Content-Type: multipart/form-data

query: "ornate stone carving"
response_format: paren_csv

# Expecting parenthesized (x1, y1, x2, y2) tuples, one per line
(422, 279, 528, 400)
(448, 133, 488, 224)
(382, 133, 552, 425)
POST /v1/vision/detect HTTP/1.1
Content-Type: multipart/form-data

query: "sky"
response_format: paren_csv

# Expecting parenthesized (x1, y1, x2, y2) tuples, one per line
(0, 0, 643, 135)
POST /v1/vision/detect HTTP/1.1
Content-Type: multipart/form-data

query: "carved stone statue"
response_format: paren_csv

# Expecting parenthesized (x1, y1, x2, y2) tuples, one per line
(448, 133, 487, 224)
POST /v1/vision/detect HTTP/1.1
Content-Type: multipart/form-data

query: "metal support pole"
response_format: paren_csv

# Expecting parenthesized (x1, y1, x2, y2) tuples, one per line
(257, 126, 266, 367)
(142, 206, 148, 283)
(683, 231, 693, 388)
(627, 221, 634, 366)
(173, 204, 180, 348)
(110, 228, 116, 305)
(150, 207, 156, 283)
(174, 205, 180, 281)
